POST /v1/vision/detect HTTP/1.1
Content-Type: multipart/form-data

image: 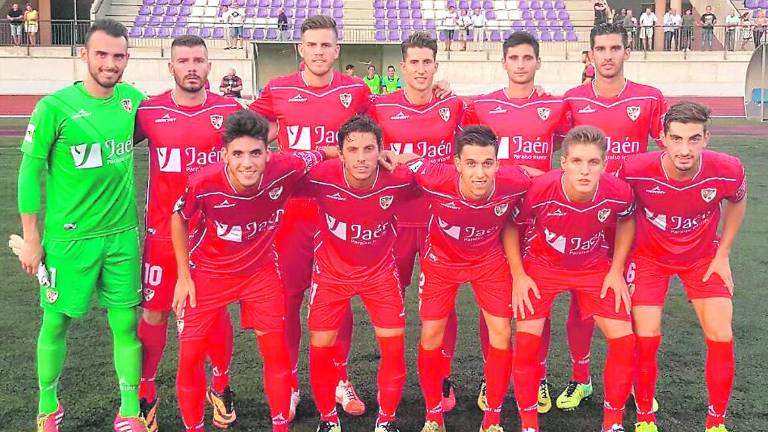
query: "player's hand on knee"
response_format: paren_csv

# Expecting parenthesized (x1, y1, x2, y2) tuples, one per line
(703, 253, 734, 295)
(602, 268, 631, 315)
(14, 234, 42, 276)
(173, 275, 196, 316)
(512, 273, 539, 320)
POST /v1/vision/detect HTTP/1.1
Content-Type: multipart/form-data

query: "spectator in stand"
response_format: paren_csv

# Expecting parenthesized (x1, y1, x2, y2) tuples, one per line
(593, 0, 607, 26)
(639, 6, 657, 51)
(740, 12, 752, 50)
(381, 65, 402, 94)
(755, 10, 767, 46)
(615, 8, 626, 24)
(663, 8, 675, 50)
(219, 68, 243, 98)
(581, 50, 595, 84)
(7, 3, 23, 46)
(681, 8, 694, 50)
(623, 9, 636, 49)
(220, 5, 233, 48)
(725, 9, 740, 51)
(345, 64, 356, 76)
(23, 3, 37, 46)
(363, 64, 382, 95)
(278, 7, 290, 41)
(471, 7, 488, 50)
(671, 8, 682, 50)
(227, 3, 245, 49)
(458, 9, 472, 51)
(700, 5, 717, 50)
(442, 5, 458, 51)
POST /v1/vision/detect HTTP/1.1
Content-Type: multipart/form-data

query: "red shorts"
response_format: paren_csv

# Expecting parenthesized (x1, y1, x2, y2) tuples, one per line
(627, 255, 731, 306)
(308, 268, 405, 331)
(141, 236, 177, 311)
(393, 225, 427, 291)
(275, 198, 319, 296)
(177, 264, 285, 341)
(418, 254, 513, 320)
(519, 260, 631, 322)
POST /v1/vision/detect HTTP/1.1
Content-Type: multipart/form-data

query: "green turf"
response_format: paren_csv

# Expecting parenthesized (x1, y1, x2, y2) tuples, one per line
(0, 121, 766, 432)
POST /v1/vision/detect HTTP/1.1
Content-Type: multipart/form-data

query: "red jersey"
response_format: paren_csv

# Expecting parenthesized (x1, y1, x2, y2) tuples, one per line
(408, 159, 530, 265)
(618, 150, 746, 265)
(463, 90, 568, 171)
(303, 160, 418, 280)
(174, 151, 324, 276)
(514, 170, 635, 270)
(136, 90, 245, 240)
(564, 80, 667, 172)
(368, 92, 465, 227)
(249, 71, 371, 151)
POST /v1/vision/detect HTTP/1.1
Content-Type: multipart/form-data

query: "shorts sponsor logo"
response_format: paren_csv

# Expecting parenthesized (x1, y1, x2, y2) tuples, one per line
(701, 187, 717, 203)
(439, 107, 451, 122)
(597, 208, 611, 222)
(494, 203, 509, 216)
(339, 93, 352, 108)
(578, 104, 596, 114)
(121, 98, 133, 113)
(537, 107, 551, 121)
(214, 199, 236, 209)
(489, 105, 507, 114)
(626, 106, 641, 121)
(45, 288, 58, 303)
(143, 288, 155, 302)
(269, 186, 284, 200)
(154, 113, 176, 123)
(157, 147, 182, 172)
(379, 195, 394, 209)
(210, 114, 224, 130)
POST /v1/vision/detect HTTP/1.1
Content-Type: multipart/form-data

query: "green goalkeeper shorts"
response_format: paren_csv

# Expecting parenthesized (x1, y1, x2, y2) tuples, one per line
(40, 227, 141, 317)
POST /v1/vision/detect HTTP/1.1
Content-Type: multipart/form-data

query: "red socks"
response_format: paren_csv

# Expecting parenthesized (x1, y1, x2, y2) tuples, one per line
(418, 345, 446, 425)
(257, 332, 292, 432)
(138, 318, 167, 401)
(538, 318, 552, 377)
(208, 311, 233, 394)
(310, 345, 339, 424)
(603, 334, 635, 430)
(513, 332, 542, 431)
(335, 305, 354, 383)
(284, 292, 304, 392)
(177, 337, 208, 431)
(705, 338, 734, 429)
(483, 346, 513, 429)
(376, 334, 406, 424)
(566, 299, 594, 383)
(635, 335, 662, 423)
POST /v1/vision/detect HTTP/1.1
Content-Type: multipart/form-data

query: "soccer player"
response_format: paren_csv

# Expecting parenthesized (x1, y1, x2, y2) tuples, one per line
(553, 22, 667, 411)
(619, 102, 747, 432)
(506, 126, 637, 432)
(134, 35, 247, 430)
(303, 115, 416, 432)
(398, 126, 530, 432)
(170, 110, 334, 432)
(16, 20, 148, 432)
(462, 31, 568, 413)
(367, 31, 465, 412)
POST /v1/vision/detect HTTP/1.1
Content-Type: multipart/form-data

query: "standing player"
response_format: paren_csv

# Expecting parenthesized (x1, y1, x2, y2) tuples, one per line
(135, 35, 247, 431)
(170, 111, 333, 432)
(398, 126, 530, 432)
(506, 126, 636, 432)
(303, 116, 416, 432)
(619, 102, 747, 432)
(16, 20, 148, 432)
(553, 22, 667, 412)
(367, 31, 465, 412)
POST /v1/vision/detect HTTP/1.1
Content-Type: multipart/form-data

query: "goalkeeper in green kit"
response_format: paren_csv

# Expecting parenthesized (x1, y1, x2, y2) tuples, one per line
(14, 19, 148, 432)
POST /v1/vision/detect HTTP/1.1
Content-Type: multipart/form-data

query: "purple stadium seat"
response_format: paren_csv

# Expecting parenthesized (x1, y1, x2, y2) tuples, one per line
(135, 15, 149, 26)
(296, 9, 307, 17)
(159, 27, 172, 37)
(294, 16, 305, 26)
(542, 0, 552, 9)
(173, 26, 186, 36)
(490, 30, 500, 41)
(245, 7, 255, 16)
(387, 9, 397, 18)
(483, 0, 492, 8)
(261, 28, 273, 39)
(459, 0, 468, 9)
(563, 20, 573, 30)
(530, 0, 540, 9)
(744, 0, 757, 7)
(257, 8, 268, 17)
(162, 15, 175, 26)
(386, 0, 396, 7)
(399, 9, 409, 18)
(485, 10, 495, 19)
(152, 5, 164, 15)
(558, 10, 568, 20)
(156, 0, 168, 5)
(167, 6, 179, 15)
(522, 10, 532, 20)
(376, 30, 386, 41)
(284, 8, 293, 17)
(259, 0, 269, 6)
(183, 0, 195, 4)
(186, 26, 199, 36)
(512, 20, 523, 30)
(334, 0, 344, 6)
(518, 0, 529, 9)
(271, 0, 281, 6)
(534, 9, 544, 20)
(309, 0, 320, 7)
(412, 18, 424, 28)
(144, 27, 159, 37)
(297, 0, 307, 7)
(471, 0, 481, 8)
(411, 0, 421, 8)
(374, 0, 384, 8)
(546, 9, 557, 19)
(170, 0, 182, 5)
(321, 0, 331, 6)
(235, 0, 246, 5)
(388, 19, 398, 29)
(176, 15, 188, 25)
(400, 19, 411, 28)
(138, 5, 151, 15)
(129, 26, 144, 37)
(555, 0, 565, 9)
(398, 0, 408, 8)
(179, 6, 191, 15)
(285, 0, 295, 6)
(400, 30, 410, 39)
(143, 0, 154, 5)
(199, 27, 212, 38)
(760, 0, 768, 8)
(388, 29, 399, 40)
(213, 27, 225, 38)
(539, 30, 551, 41)
(148, 15, 162, 26)
(292, 28, 302, 38)
(252, 28, 264, 39)
(412, 9, 422, 18)
(320, 7, 330, 15)
(375, 17, 385, 27)
(566, 30, 577, 41)
(307, 8, 318, 16)
(553, 30, 564, 41)
(333, 9, 343, 18)
(447, 0, 456, 8)
(426, 19, 435, 29)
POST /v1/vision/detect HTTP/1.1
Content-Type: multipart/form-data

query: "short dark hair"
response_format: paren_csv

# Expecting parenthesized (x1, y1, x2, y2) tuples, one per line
(85, 19, 128, 46)
(345, 64, 354, 70)
(455, 125, 499, 156)
(337, 115, 382, 150)
(301, 15, 338, 39)
(561, 126, 607, 158)
(663, 101, 711, 133)
(401, 31, 438, 60)
(589, 22, 629, 49)
(223, 111, 269, 146)
(387, 64, 395, 70)
(368, 64, 376, 70)
(502, 31, 540, 58)
(171, 35, 207, 50)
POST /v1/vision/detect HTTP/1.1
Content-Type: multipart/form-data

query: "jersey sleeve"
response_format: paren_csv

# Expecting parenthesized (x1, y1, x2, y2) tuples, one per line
(173, 183, 201, 221)
(21, 99, 60, 160)
(724, 160, 747, 203)
(290, 150, 326, 173)
(512, 193, 534, 225)
(616, 181, 636, 218)
(249, 83, 277, 120)
(650, 91, 668, 145)
(404, 158, 440, 188)
(461, 99, 480, 128)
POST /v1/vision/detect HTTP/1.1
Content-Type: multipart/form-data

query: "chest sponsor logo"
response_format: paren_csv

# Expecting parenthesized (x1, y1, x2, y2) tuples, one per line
(544, 227, 567, 253)
(578, 104, 596, 114)
(154, 113, 176, 123)
(391, 111, 409, 120)
(210, 114, 224, 129)
(489, 105, 507, 114)
(701, 188, 717, 203)
(157, 147, 181, 172)
(340, 93, 352, 108)
(537, 107, 551, 121)
(288, 94, 307, 102)
(269, 186, 284, 200)
(597, 208, 611, 222)
(379, 195, 394, 209)
(439, 107, 450, 122)
(121, 98, 133, 113)
(287, 125, 337, 150)
(494, 203, 509, 216)
(438, 217, 461, 240)
(646, 185, 665, 194)
(71, 143, 104, 169)
(214, 199, 236, 209)
(627, 106, 641, 121)
(644, 208, 667, 230)
(215, 221, 243, 242)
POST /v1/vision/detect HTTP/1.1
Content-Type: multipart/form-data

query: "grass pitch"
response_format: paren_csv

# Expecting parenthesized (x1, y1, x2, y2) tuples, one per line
(0, 118, 766, 431)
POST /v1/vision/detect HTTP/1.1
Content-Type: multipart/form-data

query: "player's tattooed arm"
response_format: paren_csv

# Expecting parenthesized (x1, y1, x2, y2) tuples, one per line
(503, 220, 540, 319)
(603, 215, 635, 314)
(171, 213, 196, 315)
(703, 197, 747, 294)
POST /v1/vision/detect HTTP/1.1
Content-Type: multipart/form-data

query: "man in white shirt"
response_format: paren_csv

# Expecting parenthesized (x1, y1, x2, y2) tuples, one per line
(725, 10, 740, 51)
(227, 4, 245, 49)
(458, 9, 472, 50)
(671, 9, 682, 50)
(471, 7, 488, 51)
(442, 5, 458, 51)
(220, 5, 234, 49)
(639, 6, 658, 51)
(663, 9, 676, 50)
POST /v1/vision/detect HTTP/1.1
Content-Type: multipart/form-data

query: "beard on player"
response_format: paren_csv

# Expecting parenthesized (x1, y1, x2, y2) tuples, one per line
(299, 28, 340, 81)
(82, 30, 129, 91)
(662, 121, 710, 174)
(169, 45, 210, 94)
(591, 33, 629, 81)
(340, 131, 380, 188)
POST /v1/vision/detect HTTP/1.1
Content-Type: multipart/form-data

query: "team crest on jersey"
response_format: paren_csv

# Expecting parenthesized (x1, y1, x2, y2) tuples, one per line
(143, 288, 155, 302)
(269, 186, 284, 200)
(701, 188, 717, 203)
(340, 93, 352, 108)
(210, 114, 224, 129)
(537, 107, 551, 121)
(121, 98, 133, 113)
(597, 208, 611, 222)
(380, 195, 394, 209)
(494, 203, 509, 216)
(176, 319, 185, 334)
(439, 107, 450, 122)
(627, 106, 641, 121)
(45, 289, 58, 304)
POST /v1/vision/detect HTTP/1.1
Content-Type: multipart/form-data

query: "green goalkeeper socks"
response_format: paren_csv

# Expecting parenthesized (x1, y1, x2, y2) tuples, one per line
(107, 307, 142, 418)
(37, 310, 71, 415)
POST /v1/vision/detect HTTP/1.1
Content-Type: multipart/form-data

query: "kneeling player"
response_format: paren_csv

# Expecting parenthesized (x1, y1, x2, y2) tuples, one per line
(170, 111, 332, 432)
(401, 126, 530, 432)
(619, 102, 747, 432)
(303, 116, 416, 432)
(506, 126, 636, 432)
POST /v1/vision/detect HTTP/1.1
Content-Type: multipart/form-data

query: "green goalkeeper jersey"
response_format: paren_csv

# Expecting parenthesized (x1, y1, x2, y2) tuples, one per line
(21, 81, 146, 241)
